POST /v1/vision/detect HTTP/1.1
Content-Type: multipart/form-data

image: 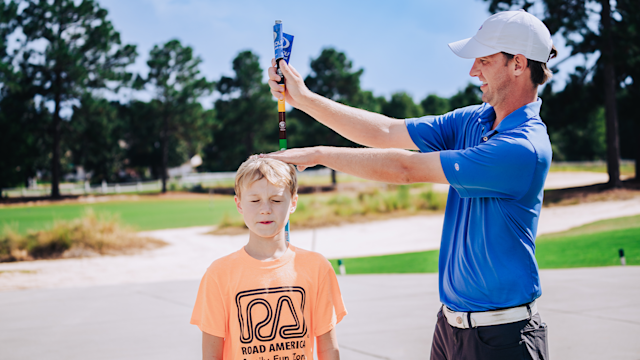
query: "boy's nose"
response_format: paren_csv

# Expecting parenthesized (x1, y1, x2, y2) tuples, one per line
(259, 203, 272, 214)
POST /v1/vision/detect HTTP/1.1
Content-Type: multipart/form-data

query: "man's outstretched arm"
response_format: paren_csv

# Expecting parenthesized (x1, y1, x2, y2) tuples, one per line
(264, 147, 448, 185)
(268, 59, 418, 151)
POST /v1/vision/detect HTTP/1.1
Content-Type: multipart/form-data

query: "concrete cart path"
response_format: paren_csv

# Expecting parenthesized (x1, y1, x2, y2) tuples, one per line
(1, 266, 638, 360)
(1, 197, 640, 291)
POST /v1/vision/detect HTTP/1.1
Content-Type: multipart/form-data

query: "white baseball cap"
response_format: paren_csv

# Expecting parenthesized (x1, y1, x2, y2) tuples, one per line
(448, 10, 553, 63)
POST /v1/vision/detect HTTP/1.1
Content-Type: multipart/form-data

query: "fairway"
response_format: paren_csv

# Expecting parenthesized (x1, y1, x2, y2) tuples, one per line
(0, 196, 239, 234)
(329, 215, 640, 274)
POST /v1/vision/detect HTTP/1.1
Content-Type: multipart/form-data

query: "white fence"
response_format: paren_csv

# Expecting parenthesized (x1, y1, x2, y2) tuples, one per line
(1, 168, 334, 198)
(1, 180, 163, 198)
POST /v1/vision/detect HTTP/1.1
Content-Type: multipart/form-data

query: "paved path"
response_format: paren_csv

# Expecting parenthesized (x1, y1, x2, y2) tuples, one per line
(1, 197, 640, 291)
(1, 266, 638, 360)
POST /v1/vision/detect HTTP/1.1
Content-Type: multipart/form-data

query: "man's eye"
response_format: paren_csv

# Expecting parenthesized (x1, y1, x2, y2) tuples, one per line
(251, 200, 260, 203)
(272, 200, 281, 203)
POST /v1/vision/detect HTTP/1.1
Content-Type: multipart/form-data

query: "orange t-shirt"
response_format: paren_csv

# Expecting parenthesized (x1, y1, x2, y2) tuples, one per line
(191, 244, 347, 360)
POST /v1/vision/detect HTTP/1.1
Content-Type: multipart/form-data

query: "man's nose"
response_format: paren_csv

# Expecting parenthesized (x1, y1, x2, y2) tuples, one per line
(469, 59, 480, 77)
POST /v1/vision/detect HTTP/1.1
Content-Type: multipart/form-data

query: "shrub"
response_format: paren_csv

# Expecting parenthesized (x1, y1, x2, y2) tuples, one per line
(215, 183, 450, 232)
(0, 210, 166, 262)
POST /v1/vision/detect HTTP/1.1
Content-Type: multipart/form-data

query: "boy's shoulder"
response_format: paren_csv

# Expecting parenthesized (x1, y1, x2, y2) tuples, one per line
(204, 245, 333, 277)
(290, 245, 331, 264)
(205, 248, 245, 274)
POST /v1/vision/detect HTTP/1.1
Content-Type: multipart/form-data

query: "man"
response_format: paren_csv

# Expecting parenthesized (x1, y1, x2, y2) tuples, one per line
(267, 10, 555, 360)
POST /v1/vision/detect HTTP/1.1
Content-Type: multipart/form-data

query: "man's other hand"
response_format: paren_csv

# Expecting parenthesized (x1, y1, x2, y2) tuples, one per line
(262, 147, 321, 172)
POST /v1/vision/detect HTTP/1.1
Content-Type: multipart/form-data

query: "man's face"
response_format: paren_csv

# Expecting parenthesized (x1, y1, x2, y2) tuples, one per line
(235, 178, 297, 240)
(469, 53, 512, 106)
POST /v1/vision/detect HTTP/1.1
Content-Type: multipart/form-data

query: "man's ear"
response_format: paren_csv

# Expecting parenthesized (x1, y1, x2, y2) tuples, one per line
(234, 195, 243, 214)
(513, 54, 528, 76)
(290, 194, 298, 213)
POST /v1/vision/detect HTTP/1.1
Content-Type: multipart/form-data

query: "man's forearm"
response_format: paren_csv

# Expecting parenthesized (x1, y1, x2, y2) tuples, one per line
(269, 60, 417, 150)
(311, 146, 448, 185)
(298, 93, 417, 150)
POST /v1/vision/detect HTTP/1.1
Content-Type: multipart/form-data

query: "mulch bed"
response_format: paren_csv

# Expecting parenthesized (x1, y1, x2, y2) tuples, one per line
(544, 179, 640, 206)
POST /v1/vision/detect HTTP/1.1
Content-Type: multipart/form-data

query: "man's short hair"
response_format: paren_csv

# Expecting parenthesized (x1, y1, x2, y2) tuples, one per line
(502, 45, 558, 86)
(235, 156, 298, 199)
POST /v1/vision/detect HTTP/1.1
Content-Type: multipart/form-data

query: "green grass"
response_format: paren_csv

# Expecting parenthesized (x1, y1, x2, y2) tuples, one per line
(534, 214, 640, 268)
(329, 250, 440, 274)
(0, 197, 238, 234)
(329, 215, 640, 274)
(1, 184, 447, 236)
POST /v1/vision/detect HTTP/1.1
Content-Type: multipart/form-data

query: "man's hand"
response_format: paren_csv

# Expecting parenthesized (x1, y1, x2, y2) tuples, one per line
(268, 58, 311, 109)
(261, 147, 321, 172)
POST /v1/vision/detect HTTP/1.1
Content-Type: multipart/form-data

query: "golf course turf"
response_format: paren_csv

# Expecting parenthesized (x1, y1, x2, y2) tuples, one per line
(2, 198, 638, 272)
(329, 215, 640, 273)
(0, 197, 238, 234)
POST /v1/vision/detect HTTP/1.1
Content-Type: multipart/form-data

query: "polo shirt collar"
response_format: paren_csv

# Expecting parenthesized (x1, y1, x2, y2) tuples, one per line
(478, 103, 496, 126)
(477, 98, 542, 133)
(495, 98, 542, 132)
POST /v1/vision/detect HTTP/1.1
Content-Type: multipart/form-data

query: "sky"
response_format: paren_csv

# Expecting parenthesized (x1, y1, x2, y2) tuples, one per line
(98, 0, 582, 106)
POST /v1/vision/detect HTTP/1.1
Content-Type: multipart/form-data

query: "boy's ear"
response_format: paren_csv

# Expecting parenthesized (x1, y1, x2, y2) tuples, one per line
(234, 195, 243, 214)
(289, 194, 298, 213)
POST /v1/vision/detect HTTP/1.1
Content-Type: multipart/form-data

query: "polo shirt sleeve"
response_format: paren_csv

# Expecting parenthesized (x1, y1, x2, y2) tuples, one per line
(440, 134, 537, 199)
(405, 111, 459, 152)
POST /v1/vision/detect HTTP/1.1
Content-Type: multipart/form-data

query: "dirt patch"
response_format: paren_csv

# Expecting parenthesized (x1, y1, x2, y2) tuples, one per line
(544, 180, 640, 207)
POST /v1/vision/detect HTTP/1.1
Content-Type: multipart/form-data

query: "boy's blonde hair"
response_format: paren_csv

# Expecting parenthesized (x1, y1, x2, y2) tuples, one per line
(235, 156, 298, 199)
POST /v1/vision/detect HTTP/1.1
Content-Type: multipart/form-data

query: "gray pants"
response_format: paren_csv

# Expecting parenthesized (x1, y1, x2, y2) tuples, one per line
(430, 307, 549, 360)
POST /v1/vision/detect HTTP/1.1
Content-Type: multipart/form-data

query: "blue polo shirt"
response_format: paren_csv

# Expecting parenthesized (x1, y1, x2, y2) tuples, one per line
(405, 99, 552, 312)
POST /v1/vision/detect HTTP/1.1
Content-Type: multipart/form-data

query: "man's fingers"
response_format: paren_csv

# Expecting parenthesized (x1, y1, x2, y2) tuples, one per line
(271, 58, 276, 67)
(296, 165, 307, 172)
(288, 63, 302, 78)
(267, 66, 281, 82)
(270, 90, 283, 100)
(268, 80, 283, 93)
(279, 59, 295, 79)
(268, 79, 283, 99)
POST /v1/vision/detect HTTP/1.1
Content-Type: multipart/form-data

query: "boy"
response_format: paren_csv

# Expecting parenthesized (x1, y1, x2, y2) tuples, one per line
(191, 156, 347, 360)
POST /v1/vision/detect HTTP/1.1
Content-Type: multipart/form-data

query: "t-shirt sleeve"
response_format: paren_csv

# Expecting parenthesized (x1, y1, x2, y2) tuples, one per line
(313, 261, 347, 336)
(190, 269, 227, 338)
(440, 135, 537, 199)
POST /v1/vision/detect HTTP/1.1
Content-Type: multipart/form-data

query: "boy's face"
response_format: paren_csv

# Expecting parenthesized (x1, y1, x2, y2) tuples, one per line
(234, 178, 298, 240)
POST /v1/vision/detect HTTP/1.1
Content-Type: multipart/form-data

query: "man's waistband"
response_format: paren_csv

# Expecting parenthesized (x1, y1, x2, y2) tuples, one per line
(443, 301, 537, 329)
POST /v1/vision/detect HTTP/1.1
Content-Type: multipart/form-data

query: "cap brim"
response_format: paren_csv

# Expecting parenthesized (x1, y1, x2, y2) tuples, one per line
(448, 37, 501, 59)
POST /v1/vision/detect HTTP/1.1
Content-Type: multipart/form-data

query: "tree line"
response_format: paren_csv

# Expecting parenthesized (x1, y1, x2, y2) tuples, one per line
(1, 0, 638, 198)
(485, 0, 640, 186)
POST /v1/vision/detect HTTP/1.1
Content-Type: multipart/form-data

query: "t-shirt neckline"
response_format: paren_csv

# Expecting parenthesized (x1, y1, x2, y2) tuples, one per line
(240, 244, 296, 269)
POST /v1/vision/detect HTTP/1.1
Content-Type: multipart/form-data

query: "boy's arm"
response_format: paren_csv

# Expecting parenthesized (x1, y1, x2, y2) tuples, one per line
(317, 328, 340, 360)
(202, 332, 224, 360)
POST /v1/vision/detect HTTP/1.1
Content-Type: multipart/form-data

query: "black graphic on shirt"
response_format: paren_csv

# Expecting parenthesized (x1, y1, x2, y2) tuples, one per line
(236, 286, 307, 344)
